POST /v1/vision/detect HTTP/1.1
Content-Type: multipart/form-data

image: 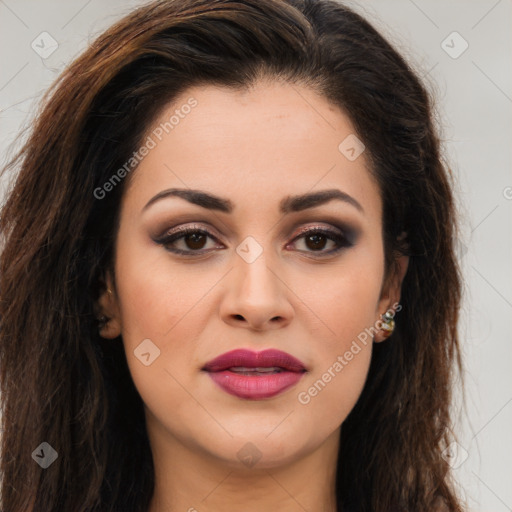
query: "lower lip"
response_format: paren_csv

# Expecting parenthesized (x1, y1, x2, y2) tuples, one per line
(205, 370, 305, 399)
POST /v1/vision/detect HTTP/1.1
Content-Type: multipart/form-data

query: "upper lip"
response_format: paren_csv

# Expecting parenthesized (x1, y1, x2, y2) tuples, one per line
(202, 349, 307, 373)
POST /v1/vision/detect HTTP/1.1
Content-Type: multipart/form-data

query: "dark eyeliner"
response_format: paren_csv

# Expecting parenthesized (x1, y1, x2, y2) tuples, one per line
(154, 225, 220, 256)
(288, 225, 355, 256)
(154, 223, 356, 256)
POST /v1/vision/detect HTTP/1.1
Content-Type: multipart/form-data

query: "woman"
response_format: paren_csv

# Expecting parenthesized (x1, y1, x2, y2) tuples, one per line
(0, 0, 464, 510)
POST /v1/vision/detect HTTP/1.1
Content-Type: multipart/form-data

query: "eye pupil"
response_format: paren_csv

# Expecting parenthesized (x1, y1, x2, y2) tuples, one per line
(186, 233, 207, 249)
(306, 233, 327, 251)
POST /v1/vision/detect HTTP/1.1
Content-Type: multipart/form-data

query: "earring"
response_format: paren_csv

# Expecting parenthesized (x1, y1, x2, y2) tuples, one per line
(379, 311, 395, 339)
(98, 315, 109, 328)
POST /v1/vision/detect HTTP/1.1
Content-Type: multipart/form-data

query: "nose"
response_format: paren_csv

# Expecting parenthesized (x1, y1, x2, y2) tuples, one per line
(219, 251, 294, 332)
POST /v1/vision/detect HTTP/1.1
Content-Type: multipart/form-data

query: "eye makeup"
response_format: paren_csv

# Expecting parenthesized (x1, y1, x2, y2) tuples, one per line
(152, 219, 359, 259)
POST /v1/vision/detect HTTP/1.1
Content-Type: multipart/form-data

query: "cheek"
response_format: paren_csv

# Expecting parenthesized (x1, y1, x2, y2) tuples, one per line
(290, 277, 377, 440)
(113, 231, 211, 342)
(112, 232, 249, 426)
(291, 248, 385, 343)
(289, 253, 383, 429)
(295, 338, 372, 430)
(111, 232, 206, 402)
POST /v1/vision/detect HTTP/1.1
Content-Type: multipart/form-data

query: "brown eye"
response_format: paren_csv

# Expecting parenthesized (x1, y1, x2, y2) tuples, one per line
(304, 232, 329, 251)
(156, 224, 354, 258)
(289, 227, 353, 256)
(156, 226, 221, 255)
(182, 232, 208, 250)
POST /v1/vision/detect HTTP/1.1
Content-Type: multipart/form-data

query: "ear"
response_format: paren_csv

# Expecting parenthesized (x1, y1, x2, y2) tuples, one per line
(374, 237, 409, 343)
(94, 272, 122, 339)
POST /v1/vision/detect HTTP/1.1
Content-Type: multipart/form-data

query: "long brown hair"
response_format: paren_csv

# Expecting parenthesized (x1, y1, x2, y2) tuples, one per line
(0, 0, 464, 510)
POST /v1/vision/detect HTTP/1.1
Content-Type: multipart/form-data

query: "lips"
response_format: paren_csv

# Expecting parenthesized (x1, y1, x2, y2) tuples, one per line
(203, 348, 307, 373)
(202, 349, 307, 400)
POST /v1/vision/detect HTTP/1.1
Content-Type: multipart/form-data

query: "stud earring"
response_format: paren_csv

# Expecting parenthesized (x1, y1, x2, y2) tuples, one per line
(379, 311, 395, 339)
(98, 315, 109, 328)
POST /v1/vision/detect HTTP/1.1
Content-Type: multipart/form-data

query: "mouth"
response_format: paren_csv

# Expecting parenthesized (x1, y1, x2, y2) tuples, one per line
(221, 366, 287, 375)
(202, 349, 307, 400)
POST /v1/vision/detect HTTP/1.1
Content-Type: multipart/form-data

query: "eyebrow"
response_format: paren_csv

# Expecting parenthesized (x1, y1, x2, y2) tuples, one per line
(142, 187, 364, 214)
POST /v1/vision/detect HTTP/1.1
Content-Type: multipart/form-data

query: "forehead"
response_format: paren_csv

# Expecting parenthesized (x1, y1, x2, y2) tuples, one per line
(123, 80, 381, 222)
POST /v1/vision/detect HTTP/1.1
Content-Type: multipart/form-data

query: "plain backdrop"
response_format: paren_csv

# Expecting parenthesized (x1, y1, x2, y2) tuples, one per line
(0, 1, 511, 511)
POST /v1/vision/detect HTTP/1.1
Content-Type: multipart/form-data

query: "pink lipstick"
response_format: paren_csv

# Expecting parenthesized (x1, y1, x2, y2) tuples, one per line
(202, 348, 307, 400)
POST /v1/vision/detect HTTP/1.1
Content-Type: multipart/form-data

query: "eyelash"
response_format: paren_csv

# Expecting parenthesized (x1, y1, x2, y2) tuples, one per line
(155, 223, 354, 258)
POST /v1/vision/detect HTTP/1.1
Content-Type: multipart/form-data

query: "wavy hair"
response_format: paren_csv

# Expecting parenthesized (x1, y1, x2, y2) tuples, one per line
(0, 0, 463, 510)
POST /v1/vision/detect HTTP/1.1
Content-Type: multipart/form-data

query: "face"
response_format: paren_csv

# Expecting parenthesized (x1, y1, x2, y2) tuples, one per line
(98, 80, 408, 470)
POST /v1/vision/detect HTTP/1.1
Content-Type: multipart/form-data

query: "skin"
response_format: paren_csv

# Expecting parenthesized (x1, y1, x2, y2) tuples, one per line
(97, 79, 409, 512)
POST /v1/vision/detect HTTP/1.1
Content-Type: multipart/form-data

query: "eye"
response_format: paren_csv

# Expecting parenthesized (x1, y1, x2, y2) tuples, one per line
(155, 224, 222, 255)
(287, 226, 353, 256)
(155, 223, 354, 257)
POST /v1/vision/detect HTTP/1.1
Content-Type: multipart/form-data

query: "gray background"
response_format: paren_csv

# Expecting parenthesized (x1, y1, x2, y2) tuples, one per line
(1, 1, 511, 510)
